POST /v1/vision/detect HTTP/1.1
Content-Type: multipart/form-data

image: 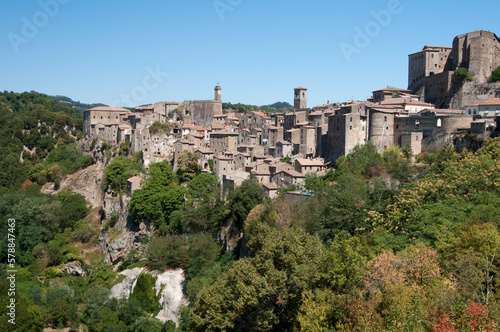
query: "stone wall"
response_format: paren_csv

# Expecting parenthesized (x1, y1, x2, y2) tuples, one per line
(368, 110, 395, 152)
(183, 100, 222, 128)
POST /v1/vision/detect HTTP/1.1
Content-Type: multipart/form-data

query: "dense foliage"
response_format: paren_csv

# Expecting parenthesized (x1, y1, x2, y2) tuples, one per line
(104, 155, 143, 195)
(454, 67, 473, 81)
(0, 91, 86, 190)
(222, 101, 293, 113)
(491, 66, 500, 82)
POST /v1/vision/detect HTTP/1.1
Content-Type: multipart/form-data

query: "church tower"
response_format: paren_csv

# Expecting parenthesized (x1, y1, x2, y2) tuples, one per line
(294, 87, 307, 110)
(214, 85, 222, 101)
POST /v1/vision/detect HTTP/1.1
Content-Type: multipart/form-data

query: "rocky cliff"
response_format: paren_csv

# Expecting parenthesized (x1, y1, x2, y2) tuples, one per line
(110, 268, 189, 324)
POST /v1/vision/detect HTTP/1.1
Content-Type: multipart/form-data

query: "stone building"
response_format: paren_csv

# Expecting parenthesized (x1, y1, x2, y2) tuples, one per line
(83, 106, 131, 143)
(325, 102, 369, 162)
(234, 152, 252, 170)
(408, 30, 500, 108)
(274, 169, 305, 188)
(408, 46, 452, 88)
(400, 131, 423, 158)
(275, 141, 292, 159)
(195, 148, 214, 171)
(394, 110, 473, 152)
(262, 182, 278, 199)
(268, 126, 284, 148)
(214, 156, 235, 180)
(294, 158, 324, 175)
(372, 87, 412, 103)
(209, 131, 239, 155)
(299, 126, 316, 157)
(367, 107, 399, 152)
(451, 30, 500, 84)
(294, 87, 308, 110)
(182, 86, 223, 128)
(127, 176, 142, 197)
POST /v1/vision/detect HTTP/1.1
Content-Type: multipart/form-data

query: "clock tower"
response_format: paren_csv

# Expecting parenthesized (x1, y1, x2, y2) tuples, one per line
(214, 85, 222, 101)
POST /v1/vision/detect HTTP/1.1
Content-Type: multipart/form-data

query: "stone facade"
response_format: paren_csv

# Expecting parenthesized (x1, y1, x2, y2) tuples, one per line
(325, 103, 368, 162)
(394, 111, 473, 152)
(409, 30, 500, 109)
(83, 106, 131, 144)
(294, 87, 307, 110)
(209, 131, 238, 155)
(368, 108, 397, 152)
(408, 46, 452, 88)
(299, 126, 316, 157)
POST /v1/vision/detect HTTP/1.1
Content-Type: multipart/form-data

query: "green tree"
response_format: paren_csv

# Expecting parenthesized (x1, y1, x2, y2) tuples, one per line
(130, 162, 187, 227)
(190, 225, 325, 331)
(176, 150, 201, 181)
(147, 235, 189, 270)
(44, 286, 79, 328)
(132, 316, 164, 332)
(228, 177, 265, 230)
(83, 285, 111, 331)
(105, 155, 143, 195)
(130, 273, 162, 315)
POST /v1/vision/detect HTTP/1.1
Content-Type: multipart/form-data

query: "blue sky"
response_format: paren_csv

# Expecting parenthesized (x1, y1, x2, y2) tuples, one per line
(1, 0, 499, 107)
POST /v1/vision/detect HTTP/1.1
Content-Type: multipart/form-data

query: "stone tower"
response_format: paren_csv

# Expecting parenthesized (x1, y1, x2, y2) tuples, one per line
(294, 87, 307, 110)
(214, 85, 222, 101)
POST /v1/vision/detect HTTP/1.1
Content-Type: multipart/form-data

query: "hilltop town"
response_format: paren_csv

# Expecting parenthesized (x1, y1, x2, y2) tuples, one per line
(83, 30, 500, 198)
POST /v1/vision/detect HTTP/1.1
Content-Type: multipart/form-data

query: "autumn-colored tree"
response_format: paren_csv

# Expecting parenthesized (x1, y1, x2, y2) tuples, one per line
(434, 301, 496, 332)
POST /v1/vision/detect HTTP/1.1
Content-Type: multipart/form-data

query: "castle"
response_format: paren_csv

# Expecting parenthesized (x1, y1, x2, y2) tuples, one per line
(408, 30, 500, 108)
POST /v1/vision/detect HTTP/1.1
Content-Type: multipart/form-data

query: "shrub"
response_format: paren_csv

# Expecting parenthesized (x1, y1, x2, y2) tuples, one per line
(454, 67, 473, 81)
(490, 66, 500, 82)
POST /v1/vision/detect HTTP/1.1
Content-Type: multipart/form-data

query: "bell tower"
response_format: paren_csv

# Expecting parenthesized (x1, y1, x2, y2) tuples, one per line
(214, 85, 222, 101)
(294, 87, 307, 110)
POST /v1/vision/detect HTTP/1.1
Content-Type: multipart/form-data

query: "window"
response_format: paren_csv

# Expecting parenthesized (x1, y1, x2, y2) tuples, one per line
(350, 117, 352, 122)
(362, 126, 365, 131)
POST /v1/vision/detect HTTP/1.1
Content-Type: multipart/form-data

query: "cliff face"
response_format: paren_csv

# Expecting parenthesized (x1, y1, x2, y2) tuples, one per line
(42, 160, 106, 209)
(99, 194, 155, 265)
(449, 82, 500, 109)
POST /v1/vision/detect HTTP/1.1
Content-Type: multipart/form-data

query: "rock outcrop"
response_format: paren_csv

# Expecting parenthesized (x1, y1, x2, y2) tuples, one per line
(42, 160, 106, 209)
(110, 268, 188, 324)
(60, 261, 86, 277)
(100, 194, 155, 265)
(109, 267, 145, 299)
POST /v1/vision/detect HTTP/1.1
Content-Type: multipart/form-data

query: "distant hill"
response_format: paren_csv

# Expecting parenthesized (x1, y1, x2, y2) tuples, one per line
(51, 95, 107, 112)
(223, 101, 293, 113)
(262, 101, 292, 110)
